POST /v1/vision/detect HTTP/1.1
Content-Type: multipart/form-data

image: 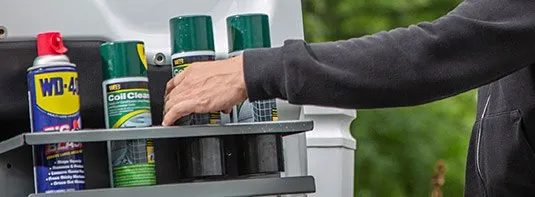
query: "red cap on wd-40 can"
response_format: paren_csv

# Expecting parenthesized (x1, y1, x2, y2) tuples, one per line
(37, 32, 68, 56)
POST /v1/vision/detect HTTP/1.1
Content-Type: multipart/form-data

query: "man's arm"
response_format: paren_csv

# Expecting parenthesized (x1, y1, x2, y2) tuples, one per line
(161, 0, 535, 125)
(244, 0, 535, 109)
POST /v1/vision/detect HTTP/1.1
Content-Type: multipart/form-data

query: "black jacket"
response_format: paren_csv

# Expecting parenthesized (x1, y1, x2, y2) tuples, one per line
(243, 0, 535, 196)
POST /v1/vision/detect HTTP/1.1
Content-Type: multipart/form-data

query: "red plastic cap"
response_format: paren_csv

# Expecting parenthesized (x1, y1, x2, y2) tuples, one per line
(37, 32, 68, 56)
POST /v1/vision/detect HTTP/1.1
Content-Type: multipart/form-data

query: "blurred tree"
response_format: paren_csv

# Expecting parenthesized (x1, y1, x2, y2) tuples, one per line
(301, 0, 476, 196)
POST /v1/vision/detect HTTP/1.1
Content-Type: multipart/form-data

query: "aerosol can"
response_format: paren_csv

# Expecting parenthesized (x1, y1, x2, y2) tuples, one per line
(27, 32, 86, 193)
(169, 15, 224, 179)
(227, 14, 284, 176)
(100, 41, 156, 187)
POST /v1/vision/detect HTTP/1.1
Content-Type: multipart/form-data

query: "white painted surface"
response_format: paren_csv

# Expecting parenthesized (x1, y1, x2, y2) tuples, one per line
(0, 0, 305, 63)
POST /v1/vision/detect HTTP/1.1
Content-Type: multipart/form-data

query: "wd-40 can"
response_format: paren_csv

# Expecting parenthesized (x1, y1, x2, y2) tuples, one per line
(227, 14, 284, 176)
(169, 15, 224, 179)
(28, 32, 85, 193)
(100, 41, 156, 188)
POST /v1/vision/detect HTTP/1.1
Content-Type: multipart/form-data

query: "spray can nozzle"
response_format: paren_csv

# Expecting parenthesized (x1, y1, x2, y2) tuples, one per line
(37, 32, 68, 56)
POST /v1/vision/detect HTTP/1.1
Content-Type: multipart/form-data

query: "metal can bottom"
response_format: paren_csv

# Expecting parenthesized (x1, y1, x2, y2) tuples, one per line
(232, 98, 285, 176)
(177, 137, 225, 179)
(237, 134, 285, 175)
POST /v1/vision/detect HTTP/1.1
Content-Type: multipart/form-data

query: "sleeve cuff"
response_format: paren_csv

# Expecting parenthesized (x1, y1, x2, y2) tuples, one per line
(242, 47, 286, 101)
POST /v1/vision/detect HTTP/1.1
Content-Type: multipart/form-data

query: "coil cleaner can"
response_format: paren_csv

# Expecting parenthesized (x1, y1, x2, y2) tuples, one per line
(169, 15, 224, 179)
(100, 41, 156, 187)
(226, 14, 284, 176)
(28, 32, 85, 193)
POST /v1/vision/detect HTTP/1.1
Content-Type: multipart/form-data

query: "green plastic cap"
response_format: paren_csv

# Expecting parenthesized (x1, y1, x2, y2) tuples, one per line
(170, 15, 215, 54)
(100, 41, 149, 81)
(226, 13, 271, 53)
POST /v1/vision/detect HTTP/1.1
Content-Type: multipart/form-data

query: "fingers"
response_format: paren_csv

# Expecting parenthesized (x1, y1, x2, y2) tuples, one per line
(163, 84, 191, 115)
(163, 97, 177, 117)
(162, 100, 195, 126)
(162, 99, 174, 115)
(165, 70, 187, 101)
(162, 59, 243, 126)
(165, 79, 175, 98)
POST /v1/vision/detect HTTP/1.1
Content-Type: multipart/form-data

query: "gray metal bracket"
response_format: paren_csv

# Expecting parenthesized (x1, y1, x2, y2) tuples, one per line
(0, 120, 315, 197)
(0, 120, 313, 152)
(29, 176, 316, 197)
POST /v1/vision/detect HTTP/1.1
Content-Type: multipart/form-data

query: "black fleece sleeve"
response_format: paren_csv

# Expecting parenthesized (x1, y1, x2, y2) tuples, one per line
(243, 0, 535, 109)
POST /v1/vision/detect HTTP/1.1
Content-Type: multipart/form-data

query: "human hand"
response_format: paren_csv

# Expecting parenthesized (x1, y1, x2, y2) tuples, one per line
(162, 55, 248, 126)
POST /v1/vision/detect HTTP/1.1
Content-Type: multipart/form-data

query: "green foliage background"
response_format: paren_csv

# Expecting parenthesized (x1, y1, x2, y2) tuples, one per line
(301, 0, 477, 196)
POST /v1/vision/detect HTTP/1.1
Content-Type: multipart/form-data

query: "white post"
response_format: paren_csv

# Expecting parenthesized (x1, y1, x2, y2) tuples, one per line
(301, 106, 357, 197)
(277, 100, 309, 178)
(278, 100, 309, 197)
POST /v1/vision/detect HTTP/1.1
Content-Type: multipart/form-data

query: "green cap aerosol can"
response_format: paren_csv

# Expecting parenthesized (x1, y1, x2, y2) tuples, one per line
(226, 13, 284, 176)
(100, 41, 156, 187)
(169, 15, 224, 179)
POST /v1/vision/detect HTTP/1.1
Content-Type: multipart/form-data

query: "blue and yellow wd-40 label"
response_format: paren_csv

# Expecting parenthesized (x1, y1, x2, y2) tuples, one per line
(28, 65, 85, 193)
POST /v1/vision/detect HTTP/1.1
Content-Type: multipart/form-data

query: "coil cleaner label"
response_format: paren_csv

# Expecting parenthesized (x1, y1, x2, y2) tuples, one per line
(172, 55, 221, 125)
(103, 79, 155, 187)
(28, 67, 85, 193)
